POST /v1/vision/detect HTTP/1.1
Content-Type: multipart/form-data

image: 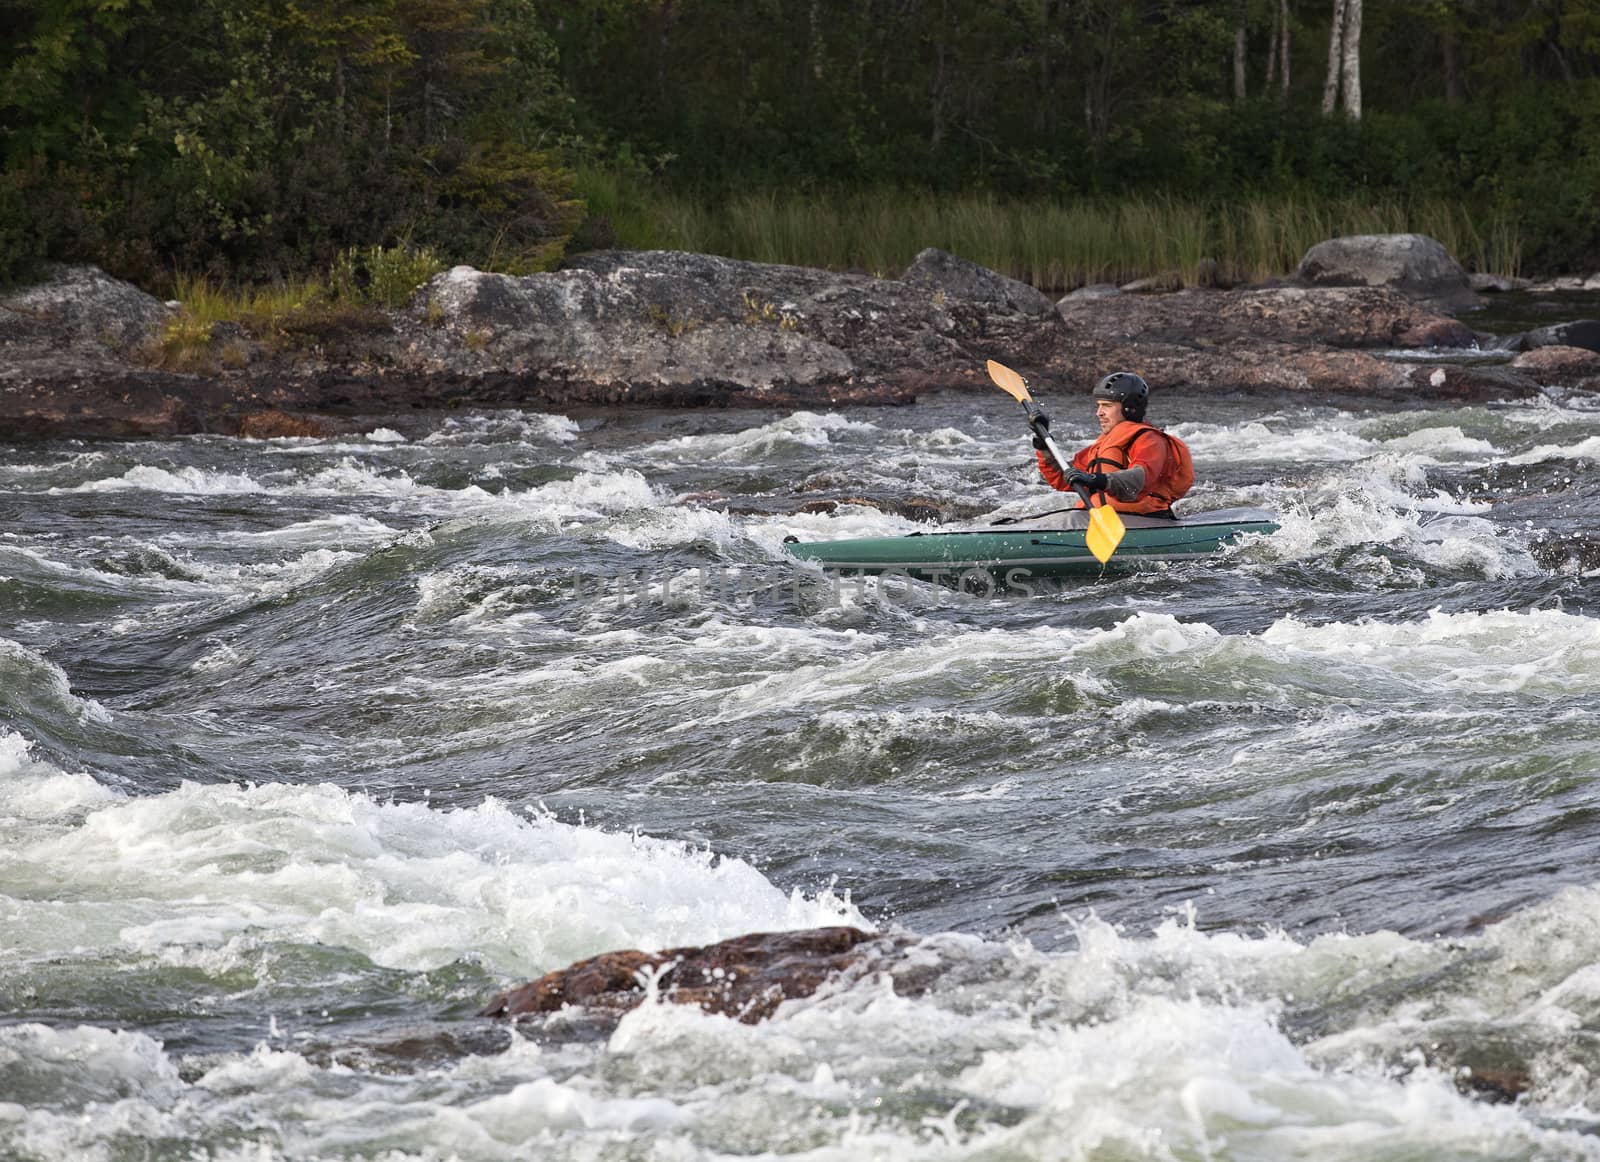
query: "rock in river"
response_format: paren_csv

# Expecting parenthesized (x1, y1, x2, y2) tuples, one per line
(480, 926, 912, 1027)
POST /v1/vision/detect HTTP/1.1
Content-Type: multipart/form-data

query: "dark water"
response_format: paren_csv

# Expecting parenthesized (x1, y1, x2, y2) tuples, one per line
(1463, 289, 1600, 336)
(3, 387, 1600, 1160)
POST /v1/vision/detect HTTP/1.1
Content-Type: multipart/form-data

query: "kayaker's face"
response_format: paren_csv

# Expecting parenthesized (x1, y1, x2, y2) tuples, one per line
(1095, 399, 1123, 435)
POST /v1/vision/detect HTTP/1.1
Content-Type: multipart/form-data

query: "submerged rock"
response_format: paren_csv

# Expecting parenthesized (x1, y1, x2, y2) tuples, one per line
(480, 926, 911, 1026)
(236, 410, 333, 439)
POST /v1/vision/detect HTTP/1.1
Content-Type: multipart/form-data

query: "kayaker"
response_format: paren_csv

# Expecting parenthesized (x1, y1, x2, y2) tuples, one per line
(1031, 372, 1194, 516)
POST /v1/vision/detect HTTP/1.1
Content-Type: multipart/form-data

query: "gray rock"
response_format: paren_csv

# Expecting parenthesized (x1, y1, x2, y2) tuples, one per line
(2, 248, 1551, 440)
(1465, 272, 1516, 291)
(1527, 277, 1588, 293)
(1119, 273, 1182, 294)
(1297, 234, 1470, 301)
(1059, 284, 1121, 303)
(1042, 283, 1537, 403)
(899, 247, 1055, 317)
(413, 263, 851, 393)
(415, 250, 1061, 395)
(0, 263, 170, 350)
(1058, 285, 1471, 349)
(1524, 320, 1600, 354)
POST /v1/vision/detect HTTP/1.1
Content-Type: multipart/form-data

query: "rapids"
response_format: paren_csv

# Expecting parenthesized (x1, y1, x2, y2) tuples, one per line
(3, 387, 1599, 1160)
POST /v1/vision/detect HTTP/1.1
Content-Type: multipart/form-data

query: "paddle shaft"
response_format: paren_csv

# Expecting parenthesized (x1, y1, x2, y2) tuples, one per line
(1026, 410, 1093, 506)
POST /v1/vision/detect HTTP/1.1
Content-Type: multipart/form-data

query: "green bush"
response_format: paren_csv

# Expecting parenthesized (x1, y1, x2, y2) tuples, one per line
(0, 174, 44, 286)
(328, 245, 448, 308)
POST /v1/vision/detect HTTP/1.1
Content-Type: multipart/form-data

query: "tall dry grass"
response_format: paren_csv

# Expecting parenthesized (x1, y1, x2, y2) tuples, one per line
(573, 173, 1524, 289)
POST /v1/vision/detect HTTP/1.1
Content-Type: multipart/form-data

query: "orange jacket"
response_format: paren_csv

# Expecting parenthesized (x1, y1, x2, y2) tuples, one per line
(1036, 421, 1194, 514)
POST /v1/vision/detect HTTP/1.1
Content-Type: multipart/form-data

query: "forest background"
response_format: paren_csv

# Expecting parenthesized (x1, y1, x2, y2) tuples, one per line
(2, 0, 1598, 300)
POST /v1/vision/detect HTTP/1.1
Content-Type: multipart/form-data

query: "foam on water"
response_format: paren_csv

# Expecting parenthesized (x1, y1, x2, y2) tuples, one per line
(704, 623, 1109, 723)
(0, 779, 863, 977)
(1259, 607, 1600, 695)
(0, 639, 114, 726)
(1244, 486, 1535, 578)
(4, 394, 1598, 1161)
(679, 606, 1597, 736)
(1175, 418, 1378, 463)
(0, 732, 124, 829)
(495, 469, 663, 519)
(1380, 425, 1500, 457)
(0, 540, 217, 597)
(1061, 607, 1600, 711)
(1508, 434, 1600, 466)
(419, 412, 582, 446)
(176, 546, 369, 600)
(7, 899, 1597, 1160)
(214, 514, 402, 548)
(758, 505, 925, 552)
(53, 464, 266, 494)
(412, 564, 542, 624)
(634, 410, 881, 465)
(597, 503, 743, 551)
(291, 457, 466, 499)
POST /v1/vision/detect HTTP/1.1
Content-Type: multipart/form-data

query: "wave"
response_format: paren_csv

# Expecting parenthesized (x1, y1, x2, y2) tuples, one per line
(0, 766, 862, 978)
(3, 892, 1599, 1159)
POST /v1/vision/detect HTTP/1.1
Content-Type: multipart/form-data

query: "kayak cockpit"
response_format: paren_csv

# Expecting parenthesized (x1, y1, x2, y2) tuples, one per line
(948, 504, 1280, 535)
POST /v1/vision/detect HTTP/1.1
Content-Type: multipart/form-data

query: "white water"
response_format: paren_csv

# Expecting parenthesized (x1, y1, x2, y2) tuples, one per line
(4, 390, 1600, 1159)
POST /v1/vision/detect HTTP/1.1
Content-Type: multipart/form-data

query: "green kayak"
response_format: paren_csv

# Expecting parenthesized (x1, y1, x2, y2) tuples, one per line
(784, 506, 1279, 588)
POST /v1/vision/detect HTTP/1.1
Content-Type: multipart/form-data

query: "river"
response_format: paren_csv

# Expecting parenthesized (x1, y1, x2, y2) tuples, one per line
(3, 382, 1599, 1160)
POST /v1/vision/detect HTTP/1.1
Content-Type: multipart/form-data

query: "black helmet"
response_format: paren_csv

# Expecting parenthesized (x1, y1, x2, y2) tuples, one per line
(1092, 371, 1149, 422)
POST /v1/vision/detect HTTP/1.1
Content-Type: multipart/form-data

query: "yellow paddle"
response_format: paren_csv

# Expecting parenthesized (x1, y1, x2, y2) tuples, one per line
(986, 359, 1126, 564)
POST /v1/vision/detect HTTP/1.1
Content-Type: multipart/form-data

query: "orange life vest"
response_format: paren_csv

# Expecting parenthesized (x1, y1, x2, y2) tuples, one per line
(1038, 421, 1195, 514)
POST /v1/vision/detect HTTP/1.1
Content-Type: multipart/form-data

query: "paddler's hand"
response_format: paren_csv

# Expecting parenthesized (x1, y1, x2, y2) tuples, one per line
(1067, 467, 1108, 492)
(1029, 411, 1050, 452)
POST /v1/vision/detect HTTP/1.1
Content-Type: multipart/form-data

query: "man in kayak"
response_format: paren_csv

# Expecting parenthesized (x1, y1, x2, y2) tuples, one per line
(1032, 372, 1195, 516)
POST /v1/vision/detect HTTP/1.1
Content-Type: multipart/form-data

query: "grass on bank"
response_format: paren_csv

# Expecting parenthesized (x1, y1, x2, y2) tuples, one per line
(575, 168, 1524, 289)
(147, 182, 1523, 369)
(150, 245, 445, 371)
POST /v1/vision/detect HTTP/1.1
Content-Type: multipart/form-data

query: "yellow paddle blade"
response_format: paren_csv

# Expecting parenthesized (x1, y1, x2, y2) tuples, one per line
(1084, 504, 1126, 564)
(985, 359, 1032, 404)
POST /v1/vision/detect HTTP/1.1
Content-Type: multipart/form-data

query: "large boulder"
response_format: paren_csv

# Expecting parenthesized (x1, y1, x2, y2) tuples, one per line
(412, 261, 853, 398)
(1296, 234, 1473, 304)
(0, 263, 170, 350)
(409, 250, 1063, 401)
(900, 247, 1056, 317)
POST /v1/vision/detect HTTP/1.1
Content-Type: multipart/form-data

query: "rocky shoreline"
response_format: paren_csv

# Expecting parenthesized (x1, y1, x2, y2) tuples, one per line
(3, 235, 1599, 441)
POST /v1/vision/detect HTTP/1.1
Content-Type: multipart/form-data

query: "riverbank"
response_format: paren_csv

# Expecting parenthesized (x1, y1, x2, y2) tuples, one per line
(3, 237, 1598, 442)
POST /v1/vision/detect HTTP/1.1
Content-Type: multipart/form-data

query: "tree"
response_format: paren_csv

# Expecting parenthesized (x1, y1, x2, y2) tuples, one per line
(1321, 0, 1361, 117)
